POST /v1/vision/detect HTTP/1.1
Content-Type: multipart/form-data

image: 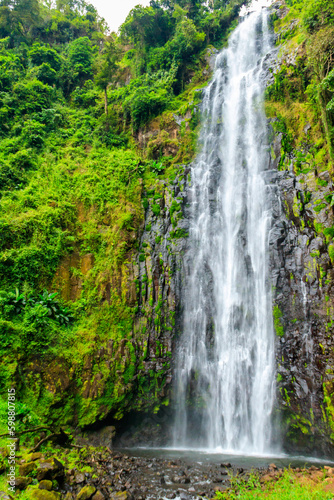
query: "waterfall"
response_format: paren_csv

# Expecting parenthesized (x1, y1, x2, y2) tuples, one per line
(173, 8, 275, 454)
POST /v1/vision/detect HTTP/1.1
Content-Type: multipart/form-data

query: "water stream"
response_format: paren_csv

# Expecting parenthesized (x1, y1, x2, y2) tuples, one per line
(174, 7, 276, 454)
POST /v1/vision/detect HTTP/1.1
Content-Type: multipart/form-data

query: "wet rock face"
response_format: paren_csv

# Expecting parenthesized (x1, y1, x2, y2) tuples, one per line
(268, 128, 334, 455)
(136, 171, 189, 371)
(113, 170, 190, 446)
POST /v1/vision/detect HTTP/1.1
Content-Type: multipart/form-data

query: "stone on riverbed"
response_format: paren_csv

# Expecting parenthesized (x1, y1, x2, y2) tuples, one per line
(36, 458, 64, 481)
(77, 485, 96, 500)
(38, 480, 53, 490)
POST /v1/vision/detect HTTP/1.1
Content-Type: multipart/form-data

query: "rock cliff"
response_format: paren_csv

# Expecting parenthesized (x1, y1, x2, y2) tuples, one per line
(269, 131, 334, 455)
(267, 0, 334, 455)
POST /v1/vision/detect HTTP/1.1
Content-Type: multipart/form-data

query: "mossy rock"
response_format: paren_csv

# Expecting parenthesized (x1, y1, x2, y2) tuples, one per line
(64, 493, 74, 500)
(110, 492, 131, 499)
(39, 479, 53, 491)
(77, 485, 97, 500)
(26, 452, 43, 462)
(92, 491, 105, 500)
(19, 461, 37, 476)
(36, 458, 64, 481)
(15, 476, 32, 490)
(29, 490, 61, 500)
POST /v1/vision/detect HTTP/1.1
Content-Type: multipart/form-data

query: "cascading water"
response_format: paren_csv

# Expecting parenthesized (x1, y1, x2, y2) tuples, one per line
(174, 7, 275, 454)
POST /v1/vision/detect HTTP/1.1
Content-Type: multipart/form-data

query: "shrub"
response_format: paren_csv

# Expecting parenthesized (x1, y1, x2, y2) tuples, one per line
(152, 203, 160, 216)
(303, 0, 334, 31)
(20, 119, 46, 148)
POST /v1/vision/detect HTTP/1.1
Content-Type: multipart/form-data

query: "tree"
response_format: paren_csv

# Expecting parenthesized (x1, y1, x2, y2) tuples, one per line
(95, 34, 119, 115)
(121, 5, 172, 49)
(166, 5, 205, 62)
(308, 27, 334, 161)
(28, 43, 61, 72)
(59, 35, 94, 93)
(0, 39, 24, 91)
(303, 0, 334, 32)
(0, 0, 41, 43)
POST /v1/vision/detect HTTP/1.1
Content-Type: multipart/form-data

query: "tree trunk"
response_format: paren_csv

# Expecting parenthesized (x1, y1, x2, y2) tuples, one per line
(104, 88, 108, 116)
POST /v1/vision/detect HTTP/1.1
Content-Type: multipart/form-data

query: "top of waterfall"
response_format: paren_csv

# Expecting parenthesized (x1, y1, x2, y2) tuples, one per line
(240, 0, 273, 16)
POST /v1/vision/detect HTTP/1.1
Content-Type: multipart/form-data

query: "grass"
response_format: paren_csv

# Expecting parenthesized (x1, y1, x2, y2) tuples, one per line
(214, 469, 334, 499)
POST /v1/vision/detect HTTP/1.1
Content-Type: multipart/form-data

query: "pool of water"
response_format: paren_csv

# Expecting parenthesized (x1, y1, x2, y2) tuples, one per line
(113, 446, 334, 500)
(120, 447, 334, 469)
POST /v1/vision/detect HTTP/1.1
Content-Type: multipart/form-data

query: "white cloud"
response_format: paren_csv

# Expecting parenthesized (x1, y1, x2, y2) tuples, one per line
(89, 0, 152, 33)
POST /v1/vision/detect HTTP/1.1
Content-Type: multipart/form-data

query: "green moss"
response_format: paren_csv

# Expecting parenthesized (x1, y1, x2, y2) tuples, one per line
(170, 200, 181, 217)
(142, 198, 149, 210)
(151, 203, 160, 216)
(273, 305, 284, 337)
(323, 381, 334, 440)
(314, 203, 327, 213)
(285, 413, 313, 439)
(314, 221, 324, 234)
(292, 195, 302, 217)
(169, 228, 188, 239)
(328, 244, 334, 264)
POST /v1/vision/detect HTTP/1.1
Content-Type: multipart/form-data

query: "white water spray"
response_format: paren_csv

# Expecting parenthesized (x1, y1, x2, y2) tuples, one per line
(174, 8, 275, 454)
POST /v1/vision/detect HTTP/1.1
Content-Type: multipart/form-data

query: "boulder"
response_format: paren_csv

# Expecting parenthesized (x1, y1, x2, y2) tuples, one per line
(325, 466, 334, 476)
(92, 492, 105, 500)
(19, 462, 37, 476)
(179, 493, 191, 500)
(83, 426, 116, 447)
(30, 490, 61, 500)
(36, 458, 64, 481)
(15, 477, 32, 490)
(260, 474, 275, 483)
(39, 480, 53, 491)
(75, 472, 85, 484)
(26, 452, 43, 462)
(110, 493, 131, 500)
(77, 485, 96, 500)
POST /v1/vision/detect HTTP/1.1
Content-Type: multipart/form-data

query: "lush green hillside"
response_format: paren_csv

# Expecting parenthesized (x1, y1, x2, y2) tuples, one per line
(0, 0, 245, 429)
(267, 0, 334, 169)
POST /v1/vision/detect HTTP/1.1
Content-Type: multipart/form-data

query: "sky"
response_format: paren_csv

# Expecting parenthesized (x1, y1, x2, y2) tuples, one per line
(89, 0, 151, 33)
(89, 0, 274, 33)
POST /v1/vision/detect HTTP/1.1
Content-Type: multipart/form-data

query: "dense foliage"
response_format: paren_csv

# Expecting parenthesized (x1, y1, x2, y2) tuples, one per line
(0, 0, 245, 426)
(0, 0, 244, 300)
(266, 0, 334, 163)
